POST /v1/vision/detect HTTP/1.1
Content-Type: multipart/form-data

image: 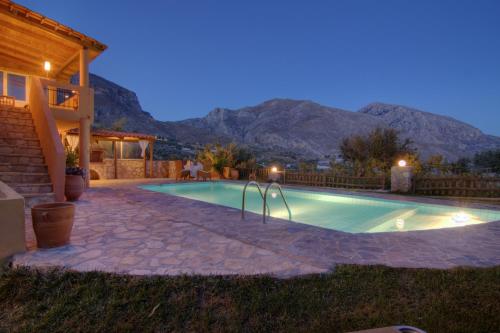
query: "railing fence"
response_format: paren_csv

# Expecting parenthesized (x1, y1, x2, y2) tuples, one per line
(413, 175, 500, 197)
(44, 87, 79, 110)
(237, 168, 386, 190)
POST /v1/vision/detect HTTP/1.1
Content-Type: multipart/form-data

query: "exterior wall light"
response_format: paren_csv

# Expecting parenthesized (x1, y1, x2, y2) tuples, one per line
(398, 160, 407, 167)
(271, 166, 278, 173)
(44, 61, 51, 77)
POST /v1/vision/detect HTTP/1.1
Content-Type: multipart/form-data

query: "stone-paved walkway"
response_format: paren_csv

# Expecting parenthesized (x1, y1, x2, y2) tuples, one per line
(13, 179, 500, 277)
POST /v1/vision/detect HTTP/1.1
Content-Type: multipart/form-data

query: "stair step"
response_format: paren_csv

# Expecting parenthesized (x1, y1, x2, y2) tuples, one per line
(0, 154, 44, 165)
(0, 106, 30, 114)
(0, 137, 40, 148)
(23, 192, 56, 207)
(0, 172, 51, 184)
(0, 163, 47, 173)
(0, 123, 36, 132)
(0, 109, 33, 119)
(10, 183, 53, 194)
(0, 144, 42, 155)
(0, 115, 33, 126)
(2, 130, 38, 139)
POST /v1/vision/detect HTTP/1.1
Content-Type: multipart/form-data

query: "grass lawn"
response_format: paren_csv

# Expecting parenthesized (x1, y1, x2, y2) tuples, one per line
(1, 265, 499, 332)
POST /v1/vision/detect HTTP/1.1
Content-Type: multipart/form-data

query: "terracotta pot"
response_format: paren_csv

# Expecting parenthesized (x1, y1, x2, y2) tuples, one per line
(32, 202, 75, 248)
(230, 168, 239, 180)
(65, 175, 85, 201)
(223, 167, 231, 179)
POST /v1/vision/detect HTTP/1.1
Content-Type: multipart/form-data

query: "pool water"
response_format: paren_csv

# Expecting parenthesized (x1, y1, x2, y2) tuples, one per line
(140, 182, 500, 233)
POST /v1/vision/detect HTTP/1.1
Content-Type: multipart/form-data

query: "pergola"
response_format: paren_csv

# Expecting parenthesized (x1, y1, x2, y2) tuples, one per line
(67, 128, 156, 178)
(0, 0, 106, 80)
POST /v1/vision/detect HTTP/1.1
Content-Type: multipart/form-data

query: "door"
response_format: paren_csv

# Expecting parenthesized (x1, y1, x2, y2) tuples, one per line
(0, 70, 29, 107)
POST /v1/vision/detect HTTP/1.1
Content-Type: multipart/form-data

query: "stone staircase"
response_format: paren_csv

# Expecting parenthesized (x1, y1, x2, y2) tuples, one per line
(0, 104, 56, 206)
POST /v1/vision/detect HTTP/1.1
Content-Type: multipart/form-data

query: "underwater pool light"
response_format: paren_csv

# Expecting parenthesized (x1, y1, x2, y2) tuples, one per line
(452, 211, 470, 224)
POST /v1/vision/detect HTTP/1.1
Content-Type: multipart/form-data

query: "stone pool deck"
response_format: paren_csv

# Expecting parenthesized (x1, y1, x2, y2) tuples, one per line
(13, 179, 500, 277)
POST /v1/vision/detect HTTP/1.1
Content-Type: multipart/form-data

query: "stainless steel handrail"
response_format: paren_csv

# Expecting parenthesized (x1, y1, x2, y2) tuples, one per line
(263, 182, 292, 224)
(241, 181, 270, 219)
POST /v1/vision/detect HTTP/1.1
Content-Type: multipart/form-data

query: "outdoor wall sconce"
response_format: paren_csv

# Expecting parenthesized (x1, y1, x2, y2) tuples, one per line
(398, 160, 407, 167)
(44, 61, 51, 76)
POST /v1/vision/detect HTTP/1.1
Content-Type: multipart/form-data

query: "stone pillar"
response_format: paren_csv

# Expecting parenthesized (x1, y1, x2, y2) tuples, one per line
(79, 117, 91, 186)
(391, 166, 414, 193)
(79, 47, 90, 186)
(79, 47, 89, 87)
(149, 141, 154, 178)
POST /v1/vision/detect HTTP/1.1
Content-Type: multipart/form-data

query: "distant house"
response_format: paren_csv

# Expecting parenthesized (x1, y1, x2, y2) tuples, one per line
(316, 160, 331, 171)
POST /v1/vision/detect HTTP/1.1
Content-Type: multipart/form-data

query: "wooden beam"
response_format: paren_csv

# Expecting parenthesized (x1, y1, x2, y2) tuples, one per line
(54, 50, 80, 79)
(0, 6, 106, 51)
(0, 51, 45, 76)
(0, 16, 77, 53)
(0, 45, 47, 68)
(0, 27, 70, 63)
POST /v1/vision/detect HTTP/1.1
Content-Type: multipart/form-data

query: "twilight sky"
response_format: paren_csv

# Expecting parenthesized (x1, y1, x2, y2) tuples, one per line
(18, 0, 500, 135)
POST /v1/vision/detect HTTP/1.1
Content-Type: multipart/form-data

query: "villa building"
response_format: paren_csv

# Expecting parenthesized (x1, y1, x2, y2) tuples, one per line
(0, 0, 106, 205)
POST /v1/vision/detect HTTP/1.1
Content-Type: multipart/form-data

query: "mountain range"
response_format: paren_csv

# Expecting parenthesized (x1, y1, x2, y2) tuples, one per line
(90, 74, 500, 161)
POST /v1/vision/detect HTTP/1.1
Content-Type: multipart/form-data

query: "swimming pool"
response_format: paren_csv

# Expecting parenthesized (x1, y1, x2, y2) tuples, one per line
(140, 182, 500, 233)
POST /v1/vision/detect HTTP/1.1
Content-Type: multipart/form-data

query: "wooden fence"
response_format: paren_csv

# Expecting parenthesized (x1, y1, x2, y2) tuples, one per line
(237, 168, 386, 190)
(285, 172, 386, 190)
(414, 175, 500, 197)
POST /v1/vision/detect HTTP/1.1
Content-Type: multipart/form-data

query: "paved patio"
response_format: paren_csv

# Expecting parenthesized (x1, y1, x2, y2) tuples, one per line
(13, 179, 500, 277)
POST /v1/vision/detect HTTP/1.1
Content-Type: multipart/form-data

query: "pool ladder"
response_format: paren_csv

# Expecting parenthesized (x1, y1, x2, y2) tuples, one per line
(241, 181, 292, 223)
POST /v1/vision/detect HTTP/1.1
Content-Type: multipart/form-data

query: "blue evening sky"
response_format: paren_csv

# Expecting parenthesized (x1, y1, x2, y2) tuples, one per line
(18, 0, 500, 135)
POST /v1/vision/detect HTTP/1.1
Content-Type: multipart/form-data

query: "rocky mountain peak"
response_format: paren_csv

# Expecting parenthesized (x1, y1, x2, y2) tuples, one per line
(89, 73, 500, 161)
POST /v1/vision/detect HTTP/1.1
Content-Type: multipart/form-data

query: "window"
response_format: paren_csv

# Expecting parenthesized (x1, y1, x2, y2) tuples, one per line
(119, 142, 142, 159)
(0, 71, 3, 95)
(7, 73, 26, 101)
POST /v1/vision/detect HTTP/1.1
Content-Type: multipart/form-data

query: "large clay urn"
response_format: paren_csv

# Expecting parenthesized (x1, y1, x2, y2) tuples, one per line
(230, 168, 239, 180)
(32, 202, 75, 248)
(223, 166, 231, 179)
(65, 175, 85, 201)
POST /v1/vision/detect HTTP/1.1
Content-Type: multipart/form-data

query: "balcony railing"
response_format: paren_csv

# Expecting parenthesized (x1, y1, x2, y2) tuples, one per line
(43, 87, 79, 110)
(0, 95, 15, 106)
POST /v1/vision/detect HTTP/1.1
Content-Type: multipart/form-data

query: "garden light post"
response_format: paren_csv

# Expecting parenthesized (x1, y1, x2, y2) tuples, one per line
(391, 159, 414, 193)
(269, 165, 285, 184)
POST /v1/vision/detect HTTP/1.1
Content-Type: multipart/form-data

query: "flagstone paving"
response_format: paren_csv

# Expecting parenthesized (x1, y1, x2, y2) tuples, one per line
(13, 179, 500, 277)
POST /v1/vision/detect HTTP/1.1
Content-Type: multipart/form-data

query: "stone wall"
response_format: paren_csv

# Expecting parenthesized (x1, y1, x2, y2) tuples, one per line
(90, 159, 179, 180)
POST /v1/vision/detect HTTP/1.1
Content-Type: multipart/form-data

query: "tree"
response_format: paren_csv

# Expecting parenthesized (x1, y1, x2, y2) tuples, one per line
(298, 161, 316, 173)
(448, 157, 471, 174)
(233, 146, 256, 169)
(197, 143, 256, 173)
(473, 149, 500, 173)
(339, 128, 416, 176)
(111, 117, 127, 131)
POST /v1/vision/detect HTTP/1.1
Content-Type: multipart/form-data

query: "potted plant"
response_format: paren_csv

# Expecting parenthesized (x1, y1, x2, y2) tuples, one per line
(65, 148, 86, 201)
(196, 143, 233, 179)
(32, 202, 75, 248)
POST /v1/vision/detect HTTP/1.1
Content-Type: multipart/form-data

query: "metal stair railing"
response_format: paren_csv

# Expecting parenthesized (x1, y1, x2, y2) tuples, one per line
(262, 182, 292, 224)
(241, 181, 270, 220)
